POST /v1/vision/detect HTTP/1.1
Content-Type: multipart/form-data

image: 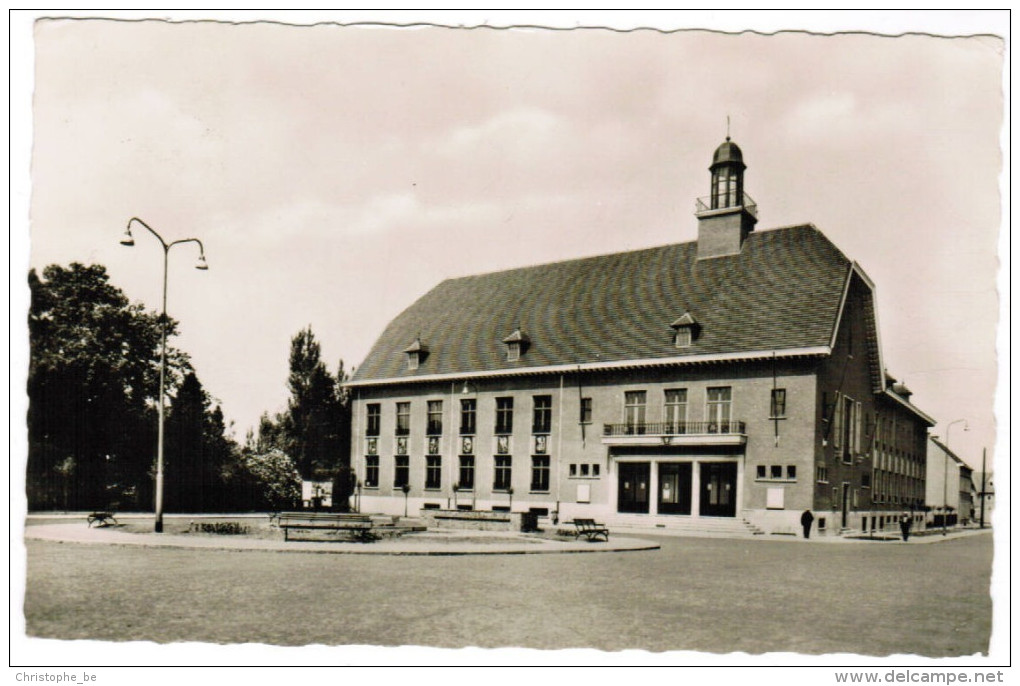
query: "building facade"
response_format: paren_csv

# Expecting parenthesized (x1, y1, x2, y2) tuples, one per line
(959, 464, 975, 524)
(346, 139, 934, 536)
(925, 436, 971, 528)
(973, 470, 994, 526)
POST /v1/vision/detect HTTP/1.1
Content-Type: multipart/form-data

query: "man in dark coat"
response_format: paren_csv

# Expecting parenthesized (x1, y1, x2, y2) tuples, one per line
(900, 512, 912, 541)
(801, 509, 814, 539)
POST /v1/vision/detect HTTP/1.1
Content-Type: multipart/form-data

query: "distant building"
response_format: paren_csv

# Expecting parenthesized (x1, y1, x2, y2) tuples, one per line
(959, 463, 974, 525)
(300, 480, 332, 510)
(346, 138, 934, 536)
(973, 470, 995, 525)
(926, 437, 969, 528)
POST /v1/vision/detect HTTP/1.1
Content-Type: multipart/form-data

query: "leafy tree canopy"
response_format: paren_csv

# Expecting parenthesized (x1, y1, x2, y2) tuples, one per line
(27, 263, 190, 510)
(250, 326, 354, 507)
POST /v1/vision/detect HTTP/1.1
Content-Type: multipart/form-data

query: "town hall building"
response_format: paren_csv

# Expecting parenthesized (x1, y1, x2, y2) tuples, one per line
(345, 138, 934, 536)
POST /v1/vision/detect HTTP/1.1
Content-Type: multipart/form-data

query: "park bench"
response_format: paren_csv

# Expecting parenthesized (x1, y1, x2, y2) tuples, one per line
(277, 512, 375, 542)
(87, 511, 118, 527)
(571, 518, 610, 542)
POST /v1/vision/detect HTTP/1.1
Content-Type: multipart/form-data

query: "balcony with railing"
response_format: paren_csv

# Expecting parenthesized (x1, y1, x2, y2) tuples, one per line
(695, 193, 757, 219)
(602, 421, 747, 446)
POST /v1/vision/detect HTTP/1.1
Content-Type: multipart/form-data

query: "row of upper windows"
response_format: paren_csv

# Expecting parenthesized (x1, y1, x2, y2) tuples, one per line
(875, 413, 928, 451)
(366, 396, 553, 437)
(831, 393, 927, 462)
(365, 387, 789, 436)
(619, 387, 789, 427)
(367, 433, 547, 457)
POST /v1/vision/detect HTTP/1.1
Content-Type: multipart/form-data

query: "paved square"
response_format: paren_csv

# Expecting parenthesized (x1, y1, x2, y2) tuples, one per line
(23, 531, 991, 655)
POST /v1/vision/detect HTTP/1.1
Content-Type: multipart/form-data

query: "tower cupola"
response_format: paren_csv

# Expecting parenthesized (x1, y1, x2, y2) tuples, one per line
(696, 136, 758, 259)
(710, 137, 746, 210)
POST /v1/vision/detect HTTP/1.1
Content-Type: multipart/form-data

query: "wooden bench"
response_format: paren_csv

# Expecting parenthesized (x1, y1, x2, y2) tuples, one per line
(571, 518, 609, 542)
(87, 511, 118, 528)
(277, 512, 375, 542)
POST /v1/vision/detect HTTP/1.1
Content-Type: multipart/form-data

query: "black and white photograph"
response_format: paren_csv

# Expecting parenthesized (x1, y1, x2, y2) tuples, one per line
(11, 10, 1009, 681)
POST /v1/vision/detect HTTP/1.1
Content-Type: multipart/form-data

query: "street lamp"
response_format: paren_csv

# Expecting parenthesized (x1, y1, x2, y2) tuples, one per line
(120, 217, 208, 533)
(944, 418, 968, 536)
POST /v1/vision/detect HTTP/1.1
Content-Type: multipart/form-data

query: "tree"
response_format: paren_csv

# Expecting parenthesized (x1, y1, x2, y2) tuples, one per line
(27, 263, 191, 510)
(285, 326, 352, 481)
(249, 327, 354, 510)
(226, 449, 300, 511)
(285, 327, 343, 479)
(331, 359, 355, 509)
(247, 411, 294, 457)
(164, 372, 237, 512)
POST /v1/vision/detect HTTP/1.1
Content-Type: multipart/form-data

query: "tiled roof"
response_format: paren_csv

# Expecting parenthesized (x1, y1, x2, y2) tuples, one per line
(351, 225, 851, 383)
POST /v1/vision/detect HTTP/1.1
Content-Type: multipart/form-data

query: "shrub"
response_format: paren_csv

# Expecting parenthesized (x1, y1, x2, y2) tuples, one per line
(189, 521, 250, 535)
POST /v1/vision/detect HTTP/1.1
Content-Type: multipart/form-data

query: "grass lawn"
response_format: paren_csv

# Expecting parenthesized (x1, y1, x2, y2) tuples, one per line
(22, 532, 991, 655)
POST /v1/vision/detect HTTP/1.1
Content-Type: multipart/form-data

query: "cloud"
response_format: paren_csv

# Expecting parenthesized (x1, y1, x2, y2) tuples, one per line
(209, 192, 508, 252)
(781, 91, 861, 141)
(440, 107, 562, 153)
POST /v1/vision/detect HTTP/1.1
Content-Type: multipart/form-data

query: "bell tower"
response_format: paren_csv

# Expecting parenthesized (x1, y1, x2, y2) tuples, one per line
(696, 136, 758, 259)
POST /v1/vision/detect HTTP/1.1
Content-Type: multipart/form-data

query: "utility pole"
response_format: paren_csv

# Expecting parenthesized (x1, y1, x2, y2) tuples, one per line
(980, 447, 987, 529)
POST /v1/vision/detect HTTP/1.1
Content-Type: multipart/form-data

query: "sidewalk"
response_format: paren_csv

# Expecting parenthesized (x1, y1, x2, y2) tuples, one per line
(23, 520, 660, 556)
(24, 513, 991, 549)
(608, 522, 992, 544)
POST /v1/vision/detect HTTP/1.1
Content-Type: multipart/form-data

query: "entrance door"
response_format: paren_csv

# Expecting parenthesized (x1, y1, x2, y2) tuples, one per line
(658, 463, 692, 515)
(617, 462, 650, 513)
(700, 462, 737, 517)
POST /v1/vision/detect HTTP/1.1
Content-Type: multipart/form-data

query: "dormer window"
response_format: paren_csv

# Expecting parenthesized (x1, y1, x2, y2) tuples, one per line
(403, 337, 429, 371)
(670, 313, 699, 348)
(502, 329, 530, 362)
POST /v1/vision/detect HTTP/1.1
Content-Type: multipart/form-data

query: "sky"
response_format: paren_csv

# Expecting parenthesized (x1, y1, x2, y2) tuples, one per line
(18, 12, 1007, 474)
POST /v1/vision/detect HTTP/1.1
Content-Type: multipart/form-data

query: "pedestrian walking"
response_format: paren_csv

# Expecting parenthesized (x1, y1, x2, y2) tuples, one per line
(800, 509, 814, 539)
(900, 512, 912, 542)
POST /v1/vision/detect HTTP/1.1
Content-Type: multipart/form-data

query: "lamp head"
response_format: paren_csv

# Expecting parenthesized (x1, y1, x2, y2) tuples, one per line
(119, 226, 135, 247)
(195, 254, 209, 271)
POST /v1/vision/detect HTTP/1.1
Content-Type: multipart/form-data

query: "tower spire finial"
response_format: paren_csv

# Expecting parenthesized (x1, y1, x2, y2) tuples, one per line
(726, 114, 731, 141)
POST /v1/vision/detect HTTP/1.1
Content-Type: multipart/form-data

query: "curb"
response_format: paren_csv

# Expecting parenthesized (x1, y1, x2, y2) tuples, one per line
(23, 523, 661, 556)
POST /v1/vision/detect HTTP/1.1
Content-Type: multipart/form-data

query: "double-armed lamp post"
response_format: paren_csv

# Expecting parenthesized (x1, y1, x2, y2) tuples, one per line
(120, 217, 208, 533)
